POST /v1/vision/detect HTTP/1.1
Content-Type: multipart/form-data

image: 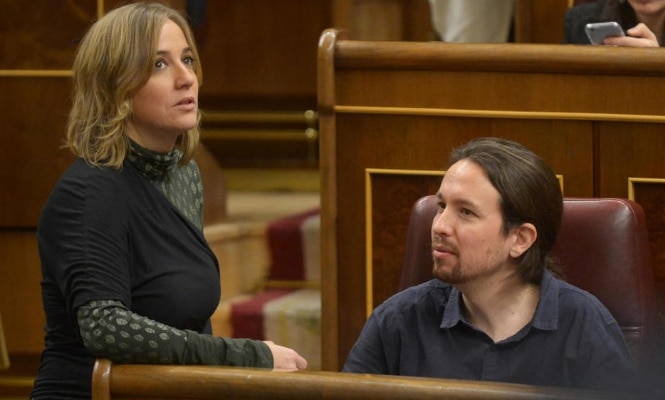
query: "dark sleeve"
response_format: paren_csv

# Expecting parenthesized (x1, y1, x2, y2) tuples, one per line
(565, 295, 639, 393)
(78, 300, 273, 368)
(579, 323, 638, 393)
(562, 2, 604, 44)
(38, 165, 135, 316)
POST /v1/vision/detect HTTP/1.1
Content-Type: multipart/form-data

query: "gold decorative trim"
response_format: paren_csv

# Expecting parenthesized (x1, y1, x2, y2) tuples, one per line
(335, 105, 665, 123)
(364, 168, 444, 317)
(628, 177, 665, 201)
(203, 110, 318, 124)
(201, 129, 314, 141)
(0, 70, 72, 78)
(557, 175, 565, 195)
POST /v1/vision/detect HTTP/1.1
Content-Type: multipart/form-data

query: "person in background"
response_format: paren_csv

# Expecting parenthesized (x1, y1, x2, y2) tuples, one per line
(30, 2, 306, 399)
(342, 137, 640, 394)
(428, 0, 514, 42)
(564, 0, 663, 46)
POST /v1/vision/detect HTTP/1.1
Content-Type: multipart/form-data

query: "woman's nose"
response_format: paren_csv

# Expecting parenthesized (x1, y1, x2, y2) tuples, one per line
(175, 64, 196, 88)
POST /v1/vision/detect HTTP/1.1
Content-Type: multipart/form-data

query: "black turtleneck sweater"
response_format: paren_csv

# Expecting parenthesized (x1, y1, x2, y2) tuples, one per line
(31, 144, 272, 400)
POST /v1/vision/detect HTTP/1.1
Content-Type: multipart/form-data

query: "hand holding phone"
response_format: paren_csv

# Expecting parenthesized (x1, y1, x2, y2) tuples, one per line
(585, 22, 625, 45)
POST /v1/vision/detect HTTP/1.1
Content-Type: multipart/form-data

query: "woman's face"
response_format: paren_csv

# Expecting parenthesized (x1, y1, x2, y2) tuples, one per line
(126, 19, 199, 152)
(629, 0, 665, 17)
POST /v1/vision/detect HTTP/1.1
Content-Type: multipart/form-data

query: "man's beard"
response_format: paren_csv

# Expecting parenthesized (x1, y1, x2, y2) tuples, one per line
(432, 257, 467, 284)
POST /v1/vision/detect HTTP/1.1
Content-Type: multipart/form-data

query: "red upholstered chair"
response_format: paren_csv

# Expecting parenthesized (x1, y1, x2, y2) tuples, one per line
(399, 196, 658, 368)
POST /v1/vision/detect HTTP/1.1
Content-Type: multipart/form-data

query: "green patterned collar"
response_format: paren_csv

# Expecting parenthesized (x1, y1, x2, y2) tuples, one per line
(127, 138, 181, 181)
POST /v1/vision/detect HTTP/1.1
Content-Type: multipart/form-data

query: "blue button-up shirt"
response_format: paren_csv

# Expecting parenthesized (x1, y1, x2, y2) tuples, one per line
(343, 270, 637, 393)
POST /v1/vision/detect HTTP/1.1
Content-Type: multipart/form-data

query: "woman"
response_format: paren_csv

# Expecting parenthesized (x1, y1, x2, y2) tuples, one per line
(30, 2, 306, 399)
(564, 0, 664, 47)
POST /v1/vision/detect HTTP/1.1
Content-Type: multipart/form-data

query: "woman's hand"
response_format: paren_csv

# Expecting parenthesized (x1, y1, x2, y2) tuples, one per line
(264, 340, 308, 371)
(604, 23, 659, 47)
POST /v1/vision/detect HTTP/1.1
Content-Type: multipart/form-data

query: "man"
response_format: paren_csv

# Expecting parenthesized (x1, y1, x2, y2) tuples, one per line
(343, 137, 637, 393)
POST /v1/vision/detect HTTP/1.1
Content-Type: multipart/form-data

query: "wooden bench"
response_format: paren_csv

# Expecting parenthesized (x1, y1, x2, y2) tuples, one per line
(91, 358, 625, 400)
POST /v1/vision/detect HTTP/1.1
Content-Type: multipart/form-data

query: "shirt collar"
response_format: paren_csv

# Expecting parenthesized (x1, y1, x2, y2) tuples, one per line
(531, 269, 559, 331)
(439, 269, 560, 331)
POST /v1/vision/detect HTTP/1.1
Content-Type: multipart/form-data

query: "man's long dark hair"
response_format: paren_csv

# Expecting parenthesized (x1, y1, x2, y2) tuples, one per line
(449, 137, 563, 284)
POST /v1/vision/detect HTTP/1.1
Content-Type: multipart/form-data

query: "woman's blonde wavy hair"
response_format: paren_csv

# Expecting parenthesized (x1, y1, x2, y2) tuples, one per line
(66, 1, 203, 168)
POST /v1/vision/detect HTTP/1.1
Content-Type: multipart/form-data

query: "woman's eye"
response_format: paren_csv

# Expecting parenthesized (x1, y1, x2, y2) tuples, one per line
(154, 60, 166, 69)
(183, 56, 195, 66)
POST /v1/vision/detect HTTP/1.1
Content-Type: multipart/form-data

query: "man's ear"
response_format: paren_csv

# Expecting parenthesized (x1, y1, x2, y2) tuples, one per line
(509, 223, 537, 258)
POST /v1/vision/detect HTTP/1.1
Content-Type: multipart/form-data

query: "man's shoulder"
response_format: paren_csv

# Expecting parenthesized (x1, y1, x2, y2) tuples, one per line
(551, 276, 617, 323)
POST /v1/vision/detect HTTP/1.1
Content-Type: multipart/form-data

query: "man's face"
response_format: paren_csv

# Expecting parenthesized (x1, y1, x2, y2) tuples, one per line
(431, 159, 517, 285)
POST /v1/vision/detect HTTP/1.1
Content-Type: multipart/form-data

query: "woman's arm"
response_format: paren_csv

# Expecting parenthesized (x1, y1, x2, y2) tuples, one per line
(77, 299, 273, 367)
(78, 299, 307, 370)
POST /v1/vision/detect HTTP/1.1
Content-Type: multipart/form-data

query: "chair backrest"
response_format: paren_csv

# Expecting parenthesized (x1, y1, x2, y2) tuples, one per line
(399, 196, 658, 367)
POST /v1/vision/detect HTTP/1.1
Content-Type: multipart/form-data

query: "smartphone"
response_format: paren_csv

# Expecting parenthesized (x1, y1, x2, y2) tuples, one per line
(585, 22, 625, 45)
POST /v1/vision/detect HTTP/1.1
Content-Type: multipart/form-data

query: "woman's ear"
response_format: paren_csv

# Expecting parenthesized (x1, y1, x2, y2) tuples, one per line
(509, 223, 537, 258)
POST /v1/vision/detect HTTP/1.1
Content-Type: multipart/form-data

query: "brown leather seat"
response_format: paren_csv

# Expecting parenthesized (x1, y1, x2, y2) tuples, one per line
(399, 196, 658, 368)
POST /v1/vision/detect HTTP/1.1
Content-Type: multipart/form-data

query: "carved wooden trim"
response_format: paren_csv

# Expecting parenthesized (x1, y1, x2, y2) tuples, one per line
(364, 168, 443, 316)
(335, 105, 665, 123)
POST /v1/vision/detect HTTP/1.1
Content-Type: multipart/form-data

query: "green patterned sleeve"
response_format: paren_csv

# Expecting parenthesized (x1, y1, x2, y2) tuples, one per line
(77, 299, 273, 368)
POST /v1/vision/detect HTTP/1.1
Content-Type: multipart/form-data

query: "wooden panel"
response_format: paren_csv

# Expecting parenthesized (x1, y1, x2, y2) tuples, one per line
(0, 0, 96, 69)
(196, 0, 333, 110)
(0, 232, 44, 354)
(597, 125, 665, 197)
(331, 44, 665, 116)
(629, 181, 665, 319)
(514, 0, 570, 43)
(0, 312, 8, 369)
(0, 76, 74, 227)
(336, 0, 433, 42)
(598, 127, 665, 342)
(367, 170, 442, 313)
